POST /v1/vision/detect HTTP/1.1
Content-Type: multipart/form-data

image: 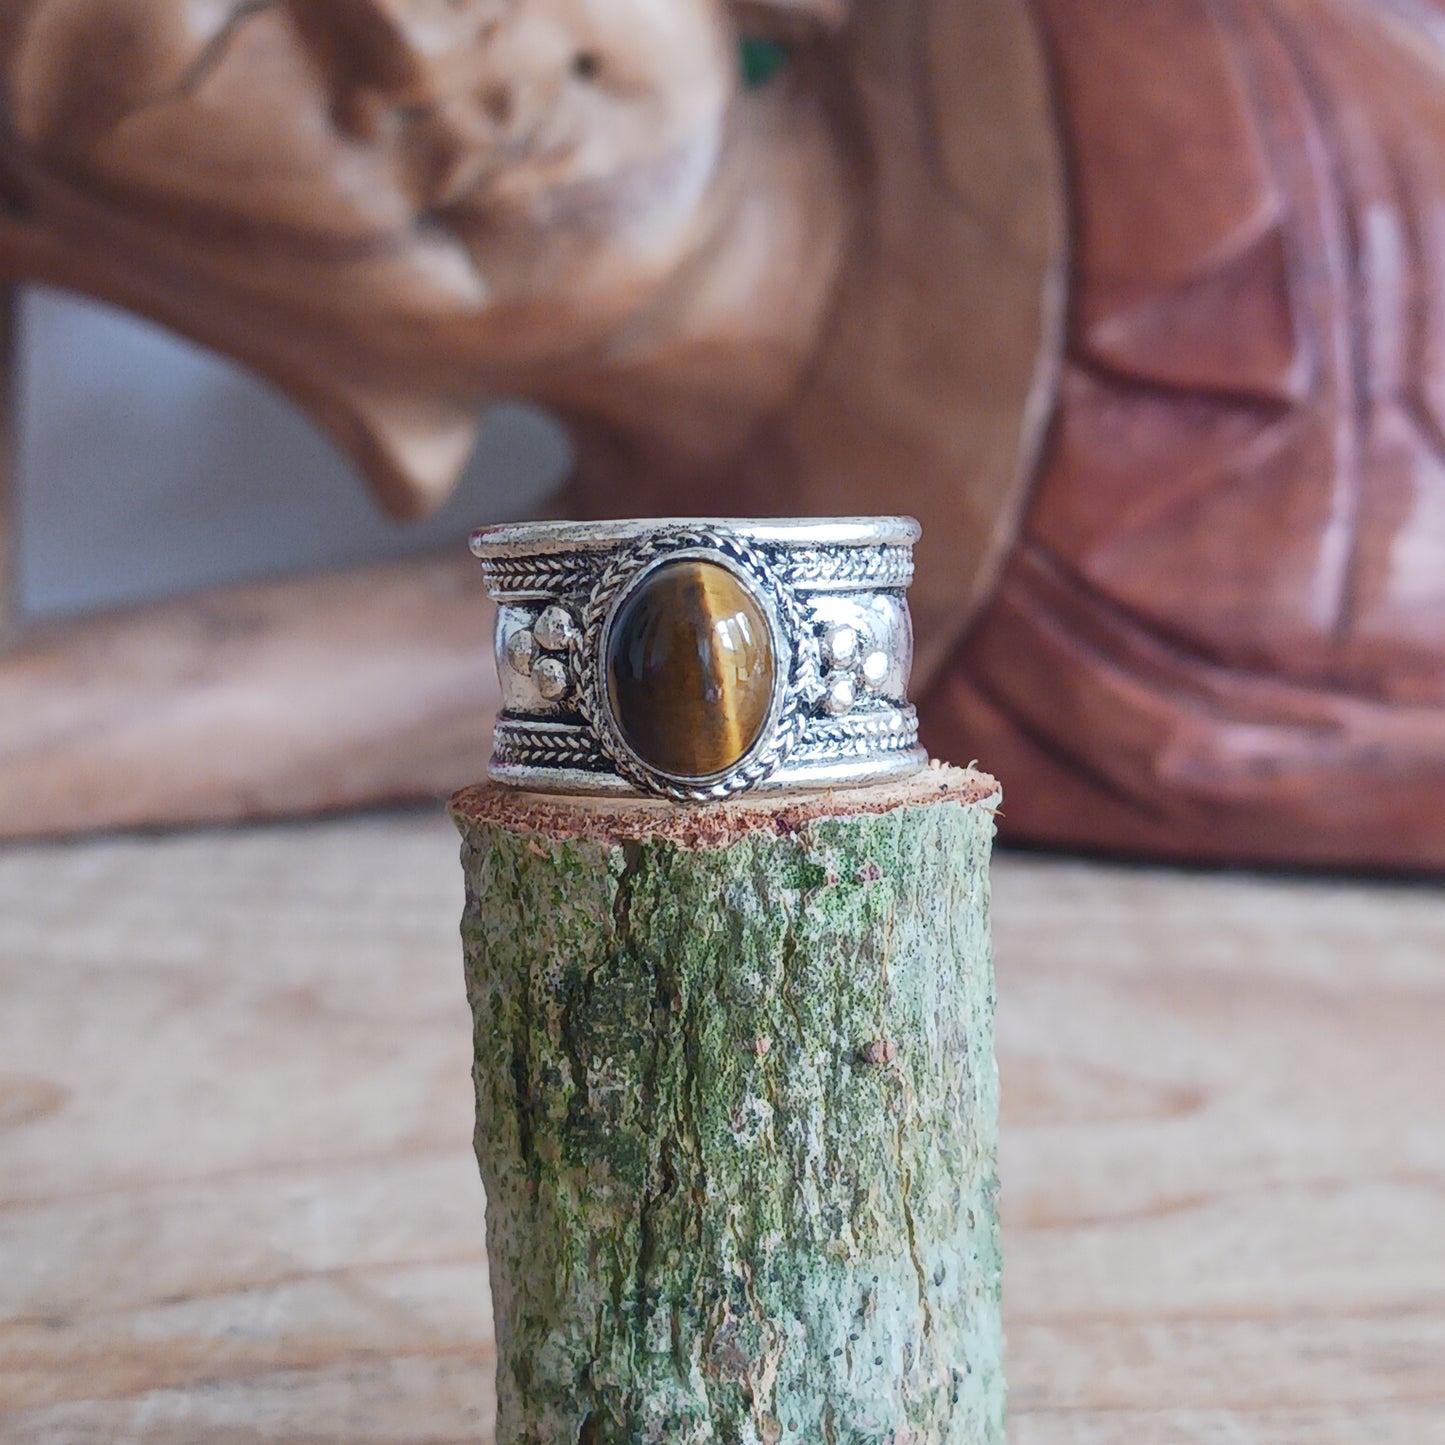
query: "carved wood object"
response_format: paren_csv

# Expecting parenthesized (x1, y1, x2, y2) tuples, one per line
(3, 0, 1445, 866)
(938, 0, 1445, 866)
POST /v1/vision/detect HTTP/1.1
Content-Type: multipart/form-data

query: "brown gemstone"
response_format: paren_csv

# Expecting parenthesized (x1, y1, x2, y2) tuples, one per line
(607, 559, 776, 780)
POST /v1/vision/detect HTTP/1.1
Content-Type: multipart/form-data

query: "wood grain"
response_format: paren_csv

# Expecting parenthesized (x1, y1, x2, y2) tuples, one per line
(0, 814, 1440, 1440)
(0, 555, 496, 839)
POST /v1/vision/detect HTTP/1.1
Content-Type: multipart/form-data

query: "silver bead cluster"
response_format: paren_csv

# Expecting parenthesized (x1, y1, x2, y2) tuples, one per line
(819, 622, 892, 717)
(506, 604, 577, 703)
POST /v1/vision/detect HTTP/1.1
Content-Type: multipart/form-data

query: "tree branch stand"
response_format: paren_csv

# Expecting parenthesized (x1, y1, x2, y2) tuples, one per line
(453, 765, 1004, 1445)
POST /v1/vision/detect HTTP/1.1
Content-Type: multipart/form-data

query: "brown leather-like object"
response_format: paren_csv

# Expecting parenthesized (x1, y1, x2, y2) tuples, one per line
(4, 1, 1445, 867)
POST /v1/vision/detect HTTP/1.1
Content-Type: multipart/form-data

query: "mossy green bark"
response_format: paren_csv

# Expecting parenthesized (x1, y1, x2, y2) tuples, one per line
(455, 772, 1003, 1445)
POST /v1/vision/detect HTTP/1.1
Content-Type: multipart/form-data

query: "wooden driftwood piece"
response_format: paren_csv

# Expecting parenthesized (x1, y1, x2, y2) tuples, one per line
(453, 767, 1003, 1443)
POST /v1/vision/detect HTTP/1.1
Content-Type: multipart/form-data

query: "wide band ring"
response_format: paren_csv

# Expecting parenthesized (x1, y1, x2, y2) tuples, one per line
(471, 517, 929, 801)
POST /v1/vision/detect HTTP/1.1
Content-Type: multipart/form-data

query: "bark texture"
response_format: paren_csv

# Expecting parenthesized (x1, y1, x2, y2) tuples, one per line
(453, 767, 1003, 1445)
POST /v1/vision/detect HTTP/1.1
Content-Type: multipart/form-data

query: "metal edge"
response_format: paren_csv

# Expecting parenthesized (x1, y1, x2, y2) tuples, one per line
(471, 516, 921, 559)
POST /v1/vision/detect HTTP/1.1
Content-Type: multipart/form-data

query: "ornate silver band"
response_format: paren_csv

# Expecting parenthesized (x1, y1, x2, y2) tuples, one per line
(471, 518, 929, 801)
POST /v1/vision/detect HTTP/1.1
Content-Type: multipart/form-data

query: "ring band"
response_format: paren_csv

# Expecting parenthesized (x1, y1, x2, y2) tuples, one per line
(471, 518, 928, 801)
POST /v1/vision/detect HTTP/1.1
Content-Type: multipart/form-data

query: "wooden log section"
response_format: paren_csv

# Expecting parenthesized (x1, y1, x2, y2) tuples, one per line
(453, 766, 1003, 1445)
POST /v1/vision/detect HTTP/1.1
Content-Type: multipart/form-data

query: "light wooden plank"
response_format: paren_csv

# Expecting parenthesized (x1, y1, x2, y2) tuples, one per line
(0, 817, 1442, 1441)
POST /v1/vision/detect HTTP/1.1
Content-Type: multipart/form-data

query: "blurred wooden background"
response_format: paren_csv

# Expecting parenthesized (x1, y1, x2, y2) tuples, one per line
(1, 814, 1440, 1442)
(10, 1, 1445, 866)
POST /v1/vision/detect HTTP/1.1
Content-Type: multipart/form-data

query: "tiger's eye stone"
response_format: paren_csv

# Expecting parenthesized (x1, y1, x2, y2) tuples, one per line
(607, 560, 776, 780)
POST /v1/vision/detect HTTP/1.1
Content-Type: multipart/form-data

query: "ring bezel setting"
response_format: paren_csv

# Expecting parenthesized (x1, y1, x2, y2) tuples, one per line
(586, 541, 805, 797)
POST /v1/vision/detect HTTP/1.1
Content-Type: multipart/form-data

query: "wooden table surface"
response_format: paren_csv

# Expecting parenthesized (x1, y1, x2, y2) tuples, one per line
(0, 811, 1441, 1443)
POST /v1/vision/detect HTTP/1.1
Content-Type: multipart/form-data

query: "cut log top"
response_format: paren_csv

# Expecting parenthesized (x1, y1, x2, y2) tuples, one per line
(450, 761, 999, 849)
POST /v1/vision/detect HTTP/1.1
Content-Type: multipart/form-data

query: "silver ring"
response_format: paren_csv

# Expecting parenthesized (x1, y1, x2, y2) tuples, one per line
(471, 518, 928, 801)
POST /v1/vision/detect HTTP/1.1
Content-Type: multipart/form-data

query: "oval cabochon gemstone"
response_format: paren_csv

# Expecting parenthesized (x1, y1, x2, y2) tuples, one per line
(607, 559, 778, 780)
